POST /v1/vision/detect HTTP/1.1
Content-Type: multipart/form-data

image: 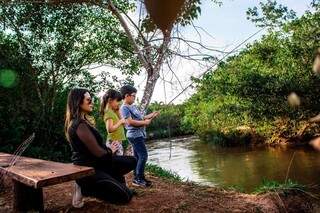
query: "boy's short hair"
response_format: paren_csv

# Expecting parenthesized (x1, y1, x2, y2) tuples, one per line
(120, 85, 137, 99)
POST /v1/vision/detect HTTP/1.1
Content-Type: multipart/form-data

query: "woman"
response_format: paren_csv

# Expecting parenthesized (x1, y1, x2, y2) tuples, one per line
(64, 88, 137, 204)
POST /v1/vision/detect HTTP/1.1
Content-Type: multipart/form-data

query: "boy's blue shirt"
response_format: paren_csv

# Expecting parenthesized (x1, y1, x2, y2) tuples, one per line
(120, 104, 146, 139)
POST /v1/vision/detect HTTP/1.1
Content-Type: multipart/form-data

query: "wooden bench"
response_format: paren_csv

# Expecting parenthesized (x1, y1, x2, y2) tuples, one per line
(0, 152, 95, 212)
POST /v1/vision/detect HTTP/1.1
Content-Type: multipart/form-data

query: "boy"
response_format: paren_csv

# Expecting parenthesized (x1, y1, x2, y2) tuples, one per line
(120, 85, 159, 187)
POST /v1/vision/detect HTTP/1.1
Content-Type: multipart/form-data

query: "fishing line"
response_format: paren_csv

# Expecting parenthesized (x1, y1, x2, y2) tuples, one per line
(161, 68, 173, 159)
(0, 133, 35, 192)
(166, 26, 266, 105)
(158, 27, 266, 159)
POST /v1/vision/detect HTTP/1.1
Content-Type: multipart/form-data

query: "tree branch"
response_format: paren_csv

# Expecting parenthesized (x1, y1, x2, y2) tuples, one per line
(151, 36, 228, 54)
(105, 0, 149, 69)
(166, 58, 185, 92)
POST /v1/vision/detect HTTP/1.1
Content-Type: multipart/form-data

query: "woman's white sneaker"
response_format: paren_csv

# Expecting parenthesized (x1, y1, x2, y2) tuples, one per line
(72, 182, 84, 208)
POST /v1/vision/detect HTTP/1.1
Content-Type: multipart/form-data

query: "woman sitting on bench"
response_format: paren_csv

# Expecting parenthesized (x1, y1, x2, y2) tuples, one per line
(64, 88, 137, 204)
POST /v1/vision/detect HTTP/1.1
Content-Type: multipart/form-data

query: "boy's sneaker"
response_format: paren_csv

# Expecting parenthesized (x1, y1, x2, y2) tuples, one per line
(132, 178, 149, 188)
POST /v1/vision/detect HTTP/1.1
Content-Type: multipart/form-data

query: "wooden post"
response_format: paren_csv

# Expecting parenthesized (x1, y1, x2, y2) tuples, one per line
(13, 180, 44, 213)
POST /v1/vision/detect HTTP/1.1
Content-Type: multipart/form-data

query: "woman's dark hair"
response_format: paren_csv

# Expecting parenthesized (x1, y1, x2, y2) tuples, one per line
(100, 89, 122, 117)
(64, 88, 90, 142)
(120, 85, 137, 99)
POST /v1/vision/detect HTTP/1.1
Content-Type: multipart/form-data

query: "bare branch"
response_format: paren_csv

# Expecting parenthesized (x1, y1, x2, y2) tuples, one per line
(105, 0, 149, 69)
(116, 5, 148, 44)
(151, 36, 228, 54)
(166, 58, 184, 92)
(191, 21, 203, 43)
(168, 49, 216, 63)
(192, 22, 216, 41)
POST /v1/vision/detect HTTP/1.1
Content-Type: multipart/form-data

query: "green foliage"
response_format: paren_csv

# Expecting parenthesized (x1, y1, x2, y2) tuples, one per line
(247, 0, 297, 28)
(0, 2, 136, 161)
(254, 179, 304, 194)
(0, 0, 227, 161)
(183, 6, 320, 145)
(145, 163, 182, 182)
(146, 102, 193, 139)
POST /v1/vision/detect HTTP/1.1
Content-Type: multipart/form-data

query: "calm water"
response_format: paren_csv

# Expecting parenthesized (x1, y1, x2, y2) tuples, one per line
(147, 136, 320, 192)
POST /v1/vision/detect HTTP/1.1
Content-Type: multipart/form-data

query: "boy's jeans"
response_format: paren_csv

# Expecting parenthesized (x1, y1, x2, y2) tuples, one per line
(127, 137, 147, 179)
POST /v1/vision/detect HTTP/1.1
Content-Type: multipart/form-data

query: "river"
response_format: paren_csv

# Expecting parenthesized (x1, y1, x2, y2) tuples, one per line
(147, 136, 320, 192)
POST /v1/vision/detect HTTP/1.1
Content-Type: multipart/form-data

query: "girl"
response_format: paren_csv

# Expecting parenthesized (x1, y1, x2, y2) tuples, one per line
(100, 89, 126, 156)
(65, 88, 136, 205)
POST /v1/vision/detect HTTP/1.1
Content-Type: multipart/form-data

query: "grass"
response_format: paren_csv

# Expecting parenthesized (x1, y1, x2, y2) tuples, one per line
(145, 164, 308, 196)
(254, 179, 305, 194)
(145, 163, 182, 182)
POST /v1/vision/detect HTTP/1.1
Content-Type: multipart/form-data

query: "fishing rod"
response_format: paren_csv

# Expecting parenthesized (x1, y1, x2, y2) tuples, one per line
(153, 26, 267, 159)
(166, 26, 267, 106)
(148, 26, 267, 119)
(146, 26, 266, 117)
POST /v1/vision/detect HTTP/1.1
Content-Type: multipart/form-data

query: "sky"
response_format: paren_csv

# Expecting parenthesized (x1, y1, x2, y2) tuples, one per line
(91, 0, 312, 104)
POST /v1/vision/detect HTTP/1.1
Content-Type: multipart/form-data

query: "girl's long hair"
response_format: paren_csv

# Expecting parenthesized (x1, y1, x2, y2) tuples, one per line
(100, 89, 122, 118)
(64, 88, 90, 142)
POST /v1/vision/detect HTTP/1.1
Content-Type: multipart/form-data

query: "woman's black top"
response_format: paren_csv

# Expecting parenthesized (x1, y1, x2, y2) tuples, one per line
(68, 119, 112, 168)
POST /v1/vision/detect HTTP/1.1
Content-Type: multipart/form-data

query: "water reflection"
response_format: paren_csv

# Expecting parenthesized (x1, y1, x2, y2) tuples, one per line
(147, 137, 320, 192)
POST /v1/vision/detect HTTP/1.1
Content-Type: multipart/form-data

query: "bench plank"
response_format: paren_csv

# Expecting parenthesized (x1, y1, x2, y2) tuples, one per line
(0, 152, 94, 188)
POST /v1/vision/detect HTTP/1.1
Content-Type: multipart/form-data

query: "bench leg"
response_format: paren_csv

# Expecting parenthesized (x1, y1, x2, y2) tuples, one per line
(13, 180, 44, 212)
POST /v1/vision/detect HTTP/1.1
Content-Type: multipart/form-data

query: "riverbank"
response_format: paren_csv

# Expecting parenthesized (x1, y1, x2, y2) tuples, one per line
(196, 121, 320, 148)
(1, 167, 319, 212)
(147, 136, 320, 193)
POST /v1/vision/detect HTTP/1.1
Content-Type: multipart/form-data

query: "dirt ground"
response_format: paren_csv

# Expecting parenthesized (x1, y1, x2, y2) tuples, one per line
(0, 173, 319, 213)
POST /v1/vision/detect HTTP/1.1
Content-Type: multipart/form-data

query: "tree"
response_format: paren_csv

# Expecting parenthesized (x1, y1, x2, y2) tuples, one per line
(3, 0, 224, 111)
(0, 2, 140, 111)
(0, 0, 225, 159)
(0, 2, 138, 158)
(246, 0, 297, 29)
(101, 0, 224, 110)
(183, 0, 320, 145)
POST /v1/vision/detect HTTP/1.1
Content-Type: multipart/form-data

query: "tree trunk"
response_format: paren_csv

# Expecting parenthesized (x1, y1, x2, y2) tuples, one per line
(105, 0, 171, 111)
(140, 70, 160, 112)
(140, 36, 170, 111)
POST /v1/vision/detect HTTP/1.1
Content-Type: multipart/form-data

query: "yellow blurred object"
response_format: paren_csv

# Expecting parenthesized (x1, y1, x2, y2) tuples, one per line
(287, 92, 301, 107)
(312, 53, 320, 74)
(309, 137, 320, 152)
(309, 114, 320, 123)
(144, 0, 185, 36)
